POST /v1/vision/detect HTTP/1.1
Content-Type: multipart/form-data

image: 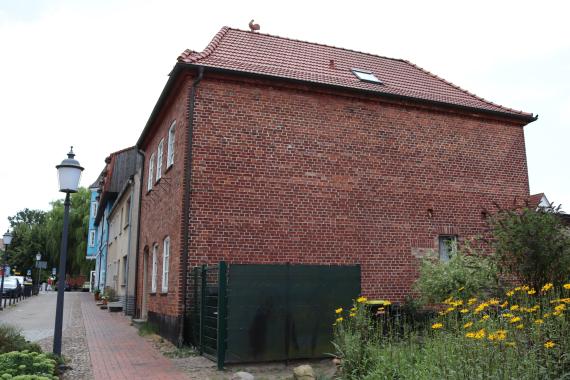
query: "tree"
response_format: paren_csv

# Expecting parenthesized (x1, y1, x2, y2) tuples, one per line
(490, 204, 570, 289)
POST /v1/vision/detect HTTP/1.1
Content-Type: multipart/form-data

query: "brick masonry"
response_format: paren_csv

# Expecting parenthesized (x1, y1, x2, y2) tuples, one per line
(136, 72, 530, 335)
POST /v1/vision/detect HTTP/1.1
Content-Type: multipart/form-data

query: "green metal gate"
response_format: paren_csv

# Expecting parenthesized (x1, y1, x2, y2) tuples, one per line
(188, 262, 360, 368)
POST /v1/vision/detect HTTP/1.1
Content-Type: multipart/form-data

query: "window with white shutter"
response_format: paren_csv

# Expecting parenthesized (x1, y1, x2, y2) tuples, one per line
(156, 139, 164, 182)
(151, 244, 158, 293)
(161, 236, 170, 292)
(167, 121, 176, 168)
(147, 153, 155, 191)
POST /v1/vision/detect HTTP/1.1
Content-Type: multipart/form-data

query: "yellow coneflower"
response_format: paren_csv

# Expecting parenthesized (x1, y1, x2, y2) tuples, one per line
(544, 341, 556, 349)
(357, 296, 367, 303)
(335, 308, 343, 314)
(463, 322, 473, 329)
(541, 283, 554, 292)
(431, 323, 443, 330)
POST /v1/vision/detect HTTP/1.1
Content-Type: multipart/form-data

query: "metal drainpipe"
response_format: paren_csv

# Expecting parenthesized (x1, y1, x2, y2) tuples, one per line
(133, 149, 145, 318)
(178, 66, 204, 347)
(123, 177, 135, 315)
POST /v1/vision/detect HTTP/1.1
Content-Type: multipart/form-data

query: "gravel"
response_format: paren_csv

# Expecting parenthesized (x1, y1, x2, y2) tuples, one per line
(37, 294, 94, 380)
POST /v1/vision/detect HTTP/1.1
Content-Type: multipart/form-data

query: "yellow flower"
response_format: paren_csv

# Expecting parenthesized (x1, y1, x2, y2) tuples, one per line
(500, 301, 509, 308)
(510, 305, 520, 311)
(357, 296, 367, 303)
(488, 299, 500, 306)
(336, 317, 343, 323)
(458, 287, 465, 291)
(541, 283, 554, 292)
(527, 289, 536, 295)
(553, 310, 564, 317)
(474, 303, 489, 313)
(544, 341, 555, 349)
(474, 329, 486, 339)
(506, 290, 515, 297)
(349, 313, 356, 317)
(468, 298, 477, 305)
(431, 323, 443, 330)
(465, 332, 476, 338)
(335, 308, 343, 314)
(444, 297, 453, 305)
(502, 313, 514, 318)
(544, 313, 551, 319)
(463, 322, 474, 329)
(350, 307, 357, 312)
(527, 305, 540, 313)
(460, 308, 469, 314)
(488, 330, 507, 341)
(480, 315, 490, 321)
(383, 300, 392, 306)
(564, 283, 570, 290)
(522, 285, 530, 291)
(446, 307, 455, 313)
(509, 316, 522, 324)
(516, 324, 524, 329)
(534, 319, 544, 325)
(514, 286, 522, 291)
(555, 304, 566, 313)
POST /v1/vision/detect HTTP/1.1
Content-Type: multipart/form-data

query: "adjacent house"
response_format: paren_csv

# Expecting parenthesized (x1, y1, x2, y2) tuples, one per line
(89, 147, 140, 297)
(134, 26, 536, 348)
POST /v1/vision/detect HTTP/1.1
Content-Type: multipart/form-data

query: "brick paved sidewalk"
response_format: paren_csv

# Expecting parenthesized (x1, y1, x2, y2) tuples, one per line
(81, 294, 189, 380)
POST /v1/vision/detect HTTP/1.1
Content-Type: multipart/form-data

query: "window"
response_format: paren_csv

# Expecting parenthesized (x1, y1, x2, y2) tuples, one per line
(91, 202, 98, 218)
(439, 235, 457, 262)
(147, 153, 155, 191)
(122, 256, 128, 286)
(88, 230, 96, 247)
(161, 236, 170, 292)
(124, 197, 131, 229)
(156, 139, 164, 182)
(167, 121, 176, 168)
(151, 244, 158, 293)
(352, 69, 382, 84)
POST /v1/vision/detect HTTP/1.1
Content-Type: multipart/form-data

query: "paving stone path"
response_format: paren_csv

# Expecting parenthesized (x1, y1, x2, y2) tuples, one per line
(81, 293, 189, 380)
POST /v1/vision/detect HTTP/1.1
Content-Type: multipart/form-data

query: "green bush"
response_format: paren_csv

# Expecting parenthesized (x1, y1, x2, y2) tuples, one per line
(0, 325, 41, 355)
(0, 350, 57, 379)
(414, 246, 500, 304)
(490, 205, 570, 289)
(137, 321, 158, 337)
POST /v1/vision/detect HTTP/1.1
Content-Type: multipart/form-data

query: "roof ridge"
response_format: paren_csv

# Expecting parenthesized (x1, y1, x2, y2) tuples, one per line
(402, 60, 531, 116)
(178, 26, 231, 63)
(213, 27, 406, 64)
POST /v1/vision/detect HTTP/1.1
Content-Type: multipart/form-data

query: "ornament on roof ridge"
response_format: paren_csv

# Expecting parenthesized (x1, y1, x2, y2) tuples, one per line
(249, 19, 260, 32)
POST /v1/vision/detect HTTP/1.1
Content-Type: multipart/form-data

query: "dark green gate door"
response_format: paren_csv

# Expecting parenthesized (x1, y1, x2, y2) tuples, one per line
(225, 264, 360, 363)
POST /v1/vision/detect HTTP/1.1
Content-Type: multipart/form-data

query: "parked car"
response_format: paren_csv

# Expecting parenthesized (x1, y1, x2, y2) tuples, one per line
(1, 277, 21, 297)
(82, 281, 90, 292)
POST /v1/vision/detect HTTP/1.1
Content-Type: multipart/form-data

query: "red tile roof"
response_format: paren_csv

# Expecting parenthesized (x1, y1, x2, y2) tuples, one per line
(528, 193, 546, 208)
(178, 27, 534, 120)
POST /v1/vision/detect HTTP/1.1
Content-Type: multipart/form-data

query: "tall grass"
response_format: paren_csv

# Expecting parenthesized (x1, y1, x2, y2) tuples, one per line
(333, 284, 570, 379)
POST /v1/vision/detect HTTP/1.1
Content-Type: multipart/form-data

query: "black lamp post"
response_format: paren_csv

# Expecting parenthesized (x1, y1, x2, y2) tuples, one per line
(36, 253, 42, 294)
(0, 230, 13, 310)
(53, 147, 83, 356)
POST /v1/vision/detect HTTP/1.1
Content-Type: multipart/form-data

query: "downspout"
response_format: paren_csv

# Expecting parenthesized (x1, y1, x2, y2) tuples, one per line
(123, 177, 135, 315)
(133, 149, 145, 318)
(178, 66, 204, 347)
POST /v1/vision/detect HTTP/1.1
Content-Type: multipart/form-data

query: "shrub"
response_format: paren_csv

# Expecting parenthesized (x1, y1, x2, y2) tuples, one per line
(414, 245, 500, 304)
(137, 321, 158, 337)
(0, 350, 57, 379)
(0, 325, 41, 355)
(102, 286, 118, 302)
(490, 205, 570, 289)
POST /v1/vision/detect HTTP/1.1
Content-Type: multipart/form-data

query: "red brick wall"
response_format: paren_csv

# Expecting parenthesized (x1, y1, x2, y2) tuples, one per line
(186, 75, 529, 302)
(136, 75, 190, 318)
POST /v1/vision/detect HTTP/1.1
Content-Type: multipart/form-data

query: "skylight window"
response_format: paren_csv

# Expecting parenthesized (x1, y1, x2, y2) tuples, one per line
(352, 69, 382, 84)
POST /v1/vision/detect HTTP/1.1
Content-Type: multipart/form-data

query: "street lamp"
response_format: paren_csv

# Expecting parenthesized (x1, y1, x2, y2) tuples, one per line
(35, 253, 42, 295)
(53, 147, 83, 356)
(1, 230, 13, 310)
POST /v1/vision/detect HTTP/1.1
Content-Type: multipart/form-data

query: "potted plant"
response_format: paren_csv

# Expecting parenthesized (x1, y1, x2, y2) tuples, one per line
(94, 289, 101, 301)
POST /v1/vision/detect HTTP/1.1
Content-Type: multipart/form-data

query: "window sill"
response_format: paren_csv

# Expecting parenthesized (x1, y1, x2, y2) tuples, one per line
(149, 292, 157, 296)
(159, 292, 168, 296)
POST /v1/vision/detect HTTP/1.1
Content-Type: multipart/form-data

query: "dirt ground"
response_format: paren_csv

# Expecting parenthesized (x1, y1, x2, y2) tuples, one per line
(145, 334, 338, 379)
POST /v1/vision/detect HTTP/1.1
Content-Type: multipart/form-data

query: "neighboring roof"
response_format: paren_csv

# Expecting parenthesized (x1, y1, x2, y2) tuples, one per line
(177, 27, 534, 120)
(528, 193, 549, 209)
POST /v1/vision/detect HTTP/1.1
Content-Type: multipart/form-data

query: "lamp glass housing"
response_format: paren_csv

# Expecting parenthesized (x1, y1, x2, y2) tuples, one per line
(56, 148, 84, 193)
(3, 231, 12, 246)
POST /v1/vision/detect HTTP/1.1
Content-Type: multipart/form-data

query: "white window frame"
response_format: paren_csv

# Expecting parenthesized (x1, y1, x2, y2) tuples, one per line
(156, 139, 164, 182)
(151, 244, 158, 293)
(147, 153, 155, 191)
(161, 236, 170, 293)
(88, 230, 96, 247)
(91, 202, 97, 218)
(167, 121, 176, 168)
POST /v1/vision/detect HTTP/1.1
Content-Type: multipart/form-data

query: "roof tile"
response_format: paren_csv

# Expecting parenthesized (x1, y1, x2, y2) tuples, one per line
(179, 27, 533, 119)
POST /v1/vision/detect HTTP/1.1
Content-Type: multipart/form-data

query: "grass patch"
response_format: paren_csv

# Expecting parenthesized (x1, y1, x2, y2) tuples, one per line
(137, 321, 158, 337)
(163, 345, 197, 358)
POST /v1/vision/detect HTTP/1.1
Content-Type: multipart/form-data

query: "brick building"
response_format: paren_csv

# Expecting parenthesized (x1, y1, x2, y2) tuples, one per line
(135, 27, 535, 343)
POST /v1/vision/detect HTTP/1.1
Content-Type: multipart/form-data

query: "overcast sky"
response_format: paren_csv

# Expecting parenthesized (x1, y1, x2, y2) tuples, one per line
(0, 0, 568, 234)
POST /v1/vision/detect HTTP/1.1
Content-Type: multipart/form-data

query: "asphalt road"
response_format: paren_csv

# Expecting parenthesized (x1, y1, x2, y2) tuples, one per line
(0, 291, 76, 341)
